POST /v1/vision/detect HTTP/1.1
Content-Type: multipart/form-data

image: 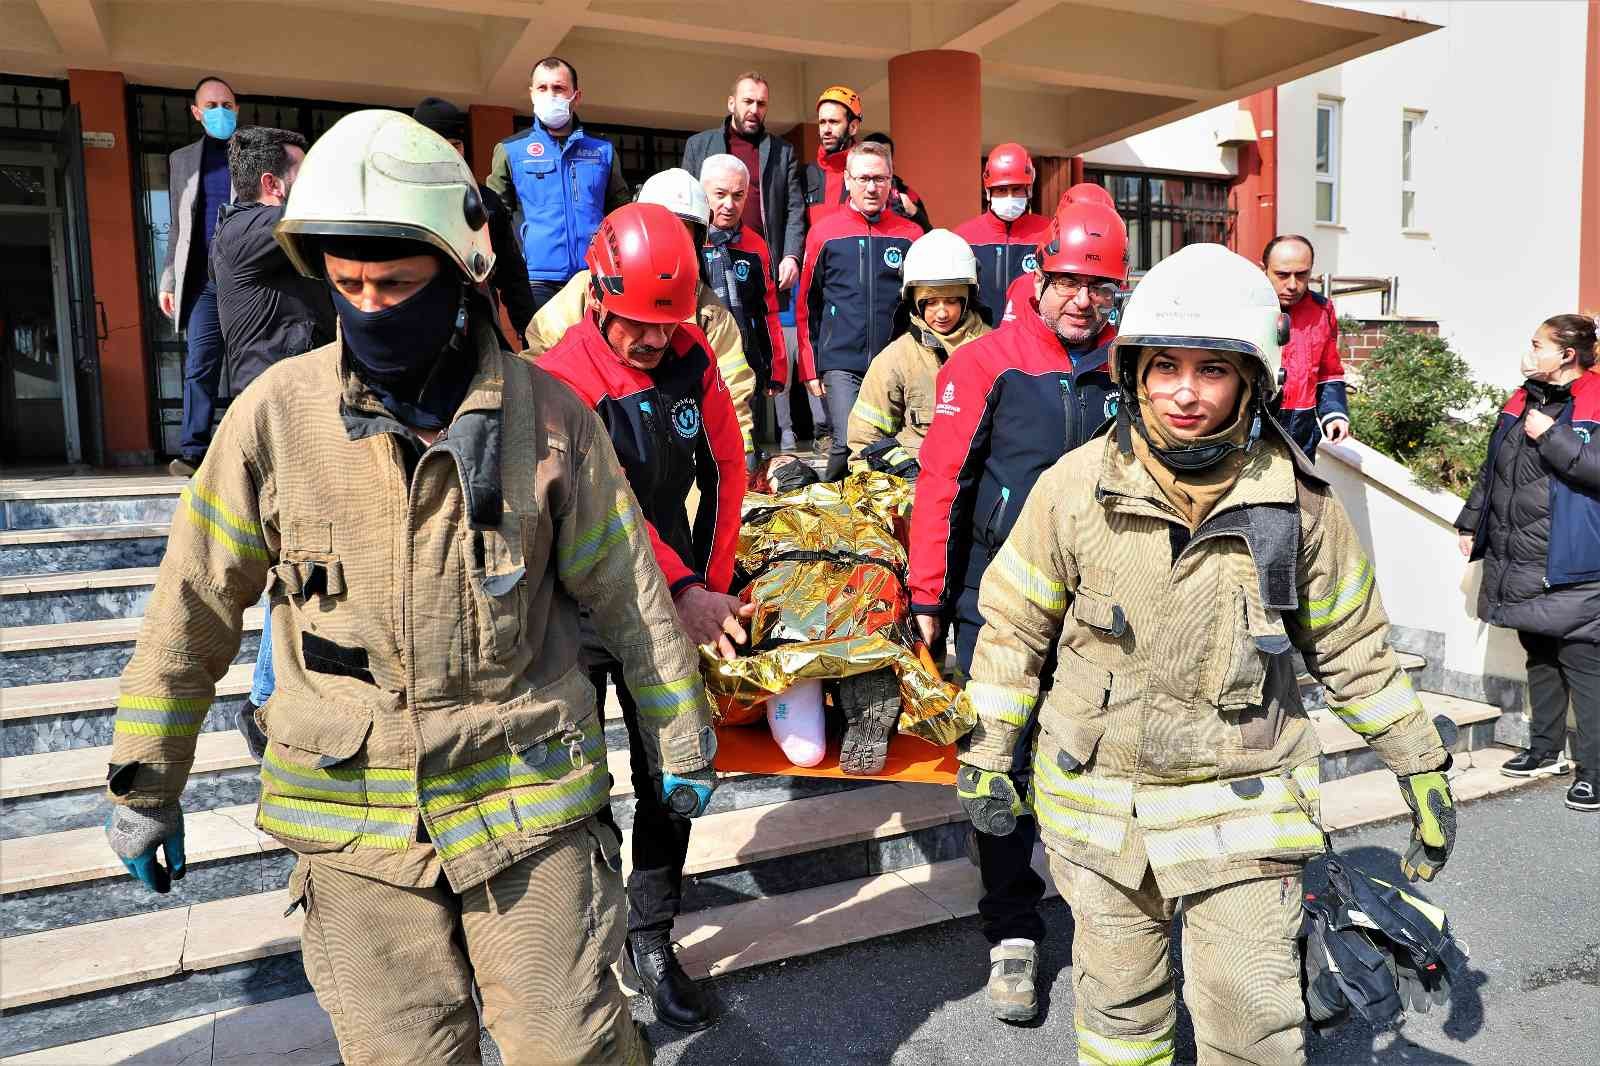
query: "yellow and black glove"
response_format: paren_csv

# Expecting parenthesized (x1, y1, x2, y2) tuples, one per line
(956, 763, 1023, 836)
(1398, 759, 1455, 882)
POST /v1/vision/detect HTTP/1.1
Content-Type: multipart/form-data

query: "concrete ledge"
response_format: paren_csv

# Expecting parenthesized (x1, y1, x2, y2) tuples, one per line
(0, 607, 263, 653)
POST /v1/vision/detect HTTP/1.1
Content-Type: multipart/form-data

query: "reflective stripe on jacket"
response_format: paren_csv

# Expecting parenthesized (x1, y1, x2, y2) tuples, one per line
(108, 314, 711, 893)
(958, 433, 1446, 897)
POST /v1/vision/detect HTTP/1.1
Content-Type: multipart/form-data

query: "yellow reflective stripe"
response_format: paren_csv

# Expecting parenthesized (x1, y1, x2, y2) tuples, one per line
(1136, 772, 1315, 829)
(558, 500, 636, 581)
(256, 795, 413, 850)
(1031, 788, 1127, 852)
(260, 748, 417, 807)
(1327, 673, 1422, 736)
(1299, 556, 1373, 630)
(1076, 1025, 1176, 1066)
(418, 729, 605, 815)
(430, 763, 608, 861)
(851, 398, 896, 433)
(113, 693, 211, 737)
(964, 682, 1036, 728)
(634, 675, 703, 720)
(181, 484, 269, 561)
(1291, 761, 1322, 805)
(994, 541, 1066, 612)
(1143, 810, 1323, 869)
(1034, 756, 1134, 814)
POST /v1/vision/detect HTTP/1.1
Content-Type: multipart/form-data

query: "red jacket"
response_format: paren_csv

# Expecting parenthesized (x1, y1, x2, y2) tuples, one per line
(909, 299, 1118, 631)
(803, 145, 851, 227)
(796, 206, 923, 380)
(539, 316, 745, 595)
(702, 225, 788, 388)
(1000, 271, 1036, 323)
(1274, 291, 1349, 456)
(953, 210, 1051, 326)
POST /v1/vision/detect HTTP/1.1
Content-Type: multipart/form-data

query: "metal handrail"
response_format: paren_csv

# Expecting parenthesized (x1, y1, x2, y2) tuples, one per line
(1316, 274, 1400, 315)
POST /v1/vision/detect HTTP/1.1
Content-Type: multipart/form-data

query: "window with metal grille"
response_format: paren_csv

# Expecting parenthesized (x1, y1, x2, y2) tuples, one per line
(1083, 169, 1236, 272)
(0, 77, 66, 134)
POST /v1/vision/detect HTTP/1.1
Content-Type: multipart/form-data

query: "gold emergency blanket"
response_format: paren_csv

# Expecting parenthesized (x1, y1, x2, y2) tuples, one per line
(701, 470, 972, 747)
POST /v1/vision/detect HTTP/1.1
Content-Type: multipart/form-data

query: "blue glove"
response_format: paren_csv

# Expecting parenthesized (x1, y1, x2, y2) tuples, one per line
(662, 769, 717, 818)
(106, 803, 186, 894)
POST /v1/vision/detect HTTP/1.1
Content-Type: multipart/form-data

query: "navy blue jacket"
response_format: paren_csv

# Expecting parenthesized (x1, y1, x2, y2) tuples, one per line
(486, 119, 630, 283)
(796, 207, 923, 380)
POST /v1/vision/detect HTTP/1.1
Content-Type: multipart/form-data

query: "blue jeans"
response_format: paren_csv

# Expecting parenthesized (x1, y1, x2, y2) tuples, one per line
(179, 281, 225, 462)
(250, 605, 276, 706)
(821, 368, 862, 480)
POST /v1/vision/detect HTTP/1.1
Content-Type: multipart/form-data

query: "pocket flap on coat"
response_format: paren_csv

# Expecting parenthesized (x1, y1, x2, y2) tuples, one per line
(493, 667, 594, 763)
(1040, 713, 1106, 774)
(1071, 590, 1128, 637)
(1053, 645, 1113, 710)
(262, 696, 373, 766)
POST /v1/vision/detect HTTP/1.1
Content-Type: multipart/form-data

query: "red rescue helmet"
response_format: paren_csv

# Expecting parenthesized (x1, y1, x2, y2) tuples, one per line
(1037, 199, 1128, 283)
(982, 143, 1035, 189)
(586, 202, 699, 325)
(1058, 181, 1115, 211)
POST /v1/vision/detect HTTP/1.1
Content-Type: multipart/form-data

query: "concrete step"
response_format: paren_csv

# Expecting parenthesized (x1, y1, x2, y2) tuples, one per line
(0, 472, 184, 533)
(0, 566, 160, 627)
(1, 663, 254, 757)
(0, 608, 263, 688)
(2, 747, 1543, 1062)
(0, 779, 960, 938)
(0, 523, 170, 578)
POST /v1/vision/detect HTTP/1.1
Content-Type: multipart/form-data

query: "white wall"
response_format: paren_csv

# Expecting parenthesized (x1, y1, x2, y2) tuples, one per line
(1276, 1, 1588, 389)
(1080, 103, 1241, 178)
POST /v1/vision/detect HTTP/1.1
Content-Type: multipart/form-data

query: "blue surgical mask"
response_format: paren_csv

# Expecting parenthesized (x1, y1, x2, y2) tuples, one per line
(201, 107, 237, 140)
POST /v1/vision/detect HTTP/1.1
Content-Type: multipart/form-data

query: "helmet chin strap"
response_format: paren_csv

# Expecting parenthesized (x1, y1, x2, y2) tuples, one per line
(1117, 395, 1263, 473)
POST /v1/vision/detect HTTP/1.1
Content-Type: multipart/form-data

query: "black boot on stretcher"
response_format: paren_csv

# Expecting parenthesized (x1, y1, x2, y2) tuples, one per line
(838, 669, 901, 776)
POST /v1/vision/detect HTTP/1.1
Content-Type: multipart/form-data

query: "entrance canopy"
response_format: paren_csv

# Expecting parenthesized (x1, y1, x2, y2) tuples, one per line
(8, 0, 1434, 154)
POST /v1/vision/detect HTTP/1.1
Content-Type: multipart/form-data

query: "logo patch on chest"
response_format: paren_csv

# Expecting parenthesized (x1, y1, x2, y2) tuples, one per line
(884, 246, 904, 269)
(671, 397, 702, 439)
(1576, 427, 1593, 444)
(1105, 393, 1120, 419)
(1021, 252, 1039, 273)
(734, 260, 751, 282)
(527, 141, 545, 157)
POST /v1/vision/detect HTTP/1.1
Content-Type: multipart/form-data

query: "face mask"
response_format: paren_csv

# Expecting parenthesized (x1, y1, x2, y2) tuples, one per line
(200, 107, 237, 140)
(1520, 346, 1569, 382)
(990, 195, 1028, 222)
(534, 94, 573, 130)
(332, 269, 466, 427)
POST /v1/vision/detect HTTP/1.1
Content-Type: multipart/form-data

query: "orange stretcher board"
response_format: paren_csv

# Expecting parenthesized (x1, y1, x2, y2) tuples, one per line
(713, 721, 959, 784)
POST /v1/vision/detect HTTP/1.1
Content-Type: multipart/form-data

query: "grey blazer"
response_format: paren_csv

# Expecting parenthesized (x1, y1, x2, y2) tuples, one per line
(160, 137, 233, 333)
(682, 121, 805, 281)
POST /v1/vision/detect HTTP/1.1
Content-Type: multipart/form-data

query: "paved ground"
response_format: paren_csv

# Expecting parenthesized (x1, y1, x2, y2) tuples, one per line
(632, 779, 1598, 1065)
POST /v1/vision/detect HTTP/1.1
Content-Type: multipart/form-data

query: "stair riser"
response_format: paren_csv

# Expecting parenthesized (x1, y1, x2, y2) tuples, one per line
(1, 496, 179, 532)
(0, 536, 167, 578)
(2, 768, 263, 841)
(2, 851, 297, 939)
(0, 585, 153, 627)
(0, 953, 310, 1059)
(0, 631, 260, 688)
(2, 698, 244, 758)
(1318, 718, 1497, 782)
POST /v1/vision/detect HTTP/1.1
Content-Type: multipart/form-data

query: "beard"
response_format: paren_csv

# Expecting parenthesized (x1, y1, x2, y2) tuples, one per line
(1044, 305, 1103, 346)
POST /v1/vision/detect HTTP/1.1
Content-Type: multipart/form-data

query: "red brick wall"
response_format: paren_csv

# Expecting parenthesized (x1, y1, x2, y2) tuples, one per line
(1338, 318, 1439, 371)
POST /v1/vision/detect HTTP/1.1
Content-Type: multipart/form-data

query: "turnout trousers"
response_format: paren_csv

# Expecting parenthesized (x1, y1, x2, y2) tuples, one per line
(1049, 855, 1306, 1066)
(292, 820, 649, 1065)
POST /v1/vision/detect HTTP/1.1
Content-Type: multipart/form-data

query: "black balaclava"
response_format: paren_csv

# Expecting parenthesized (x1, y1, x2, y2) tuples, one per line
(324, 238, 474, 430)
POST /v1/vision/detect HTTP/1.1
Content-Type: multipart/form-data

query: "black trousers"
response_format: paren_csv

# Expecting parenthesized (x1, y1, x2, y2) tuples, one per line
(1517, 631, 1600, 772)
(957, 598, 1048, 945)
(591, 666, 692, 949)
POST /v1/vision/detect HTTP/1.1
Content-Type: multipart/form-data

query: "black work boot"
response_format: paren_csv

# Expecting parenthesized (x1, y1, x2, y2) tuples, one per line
(629, 938, 713, 1031)
(837, 669, 901, 776)
(1500, 749, 1572, 778)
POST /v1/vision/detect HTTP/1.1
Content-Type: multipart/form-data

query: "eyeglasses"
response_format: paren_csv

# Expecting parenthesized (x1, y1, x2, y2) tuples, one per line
(1044, 274, 1120, 305)
(850, 174, 892, 186)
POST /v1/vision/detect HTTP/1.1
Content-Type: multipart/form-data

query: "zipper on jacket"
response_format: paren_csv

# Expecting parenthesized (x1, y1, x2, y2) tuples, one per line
(1495, 410, 1536, 606)
(1059, 376, 1075, 455)
(859, 234, 870, 361)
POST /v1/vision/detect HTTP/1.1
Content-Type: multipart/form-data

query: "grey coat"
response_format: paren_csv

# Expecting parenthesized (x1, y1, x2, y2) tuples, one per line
(159, 137, 233, 333)
(682, 121, 805, 280)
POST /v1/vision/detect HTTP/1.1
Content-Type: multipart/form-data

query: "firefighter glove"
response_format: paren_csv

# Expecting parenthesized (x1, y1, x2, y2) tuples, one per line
(957, 763, 1023, 836)
(662, 769, 717, 818)
(106, 803, 186, 894)
(1398, 763, 1455, 882)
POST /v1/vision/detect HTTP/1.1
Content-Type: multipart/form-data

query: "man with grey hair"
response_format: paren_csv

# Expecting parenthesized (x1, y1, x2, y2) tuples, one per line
(700, 154, 789, 450)
(683, 72, 805, 295)
(796, 140, 922, 479)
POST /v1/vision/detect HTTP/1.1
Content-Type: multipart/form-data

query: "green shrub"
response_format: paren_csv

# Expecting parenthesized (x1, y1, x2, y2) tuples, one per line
(1345, 324, 1505, 496)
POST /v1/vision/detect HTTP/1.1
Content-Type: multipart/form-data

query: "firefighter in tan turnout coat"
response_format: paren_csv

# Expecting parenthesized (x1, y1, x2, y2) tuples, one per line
(954, 243, 1460, 1065)
(102, 110, 718, 1065)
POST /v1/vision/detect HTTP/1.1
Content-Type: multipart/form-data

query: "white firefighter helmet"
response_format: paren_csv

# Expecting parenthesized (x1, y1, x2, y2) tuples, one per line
(637, 168, 711, 228)
(275, 109, 494, 284)
(899, 228, 979, 299)
(1111, 242, 1288, 397)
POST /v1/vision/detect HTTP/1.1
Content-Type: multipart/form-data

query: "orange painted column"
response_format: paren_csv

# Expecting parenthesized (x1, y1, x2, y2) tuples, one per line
(468, 105, 516, 184)
(1230, 88, 1278, 263)
(888, 50, 982, 228)
(69, 69, 155, 465)
(1579, 1, 1600, 314)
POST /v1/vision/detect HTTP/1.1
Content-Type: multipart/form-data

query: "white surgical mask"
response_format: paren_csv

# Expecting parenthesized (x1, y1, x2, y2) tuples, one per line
(990, 195, 1028, 222)
(534, 94, 573, 130)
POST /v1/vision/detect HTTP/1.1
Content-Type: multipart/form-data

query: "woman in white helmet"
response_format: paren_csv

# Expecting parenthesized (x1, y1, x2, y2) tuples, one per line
(953, 243, 1459, 1064)
(523, 167, 759, 461)
(846, 228, 990, 476)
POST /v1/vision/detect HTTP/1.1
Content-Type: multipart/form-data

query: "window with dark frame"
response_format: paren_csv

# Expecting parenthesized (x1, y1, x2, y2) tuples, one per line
(0, 77, 67, 134)
(1083, 168, 1236, 273)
